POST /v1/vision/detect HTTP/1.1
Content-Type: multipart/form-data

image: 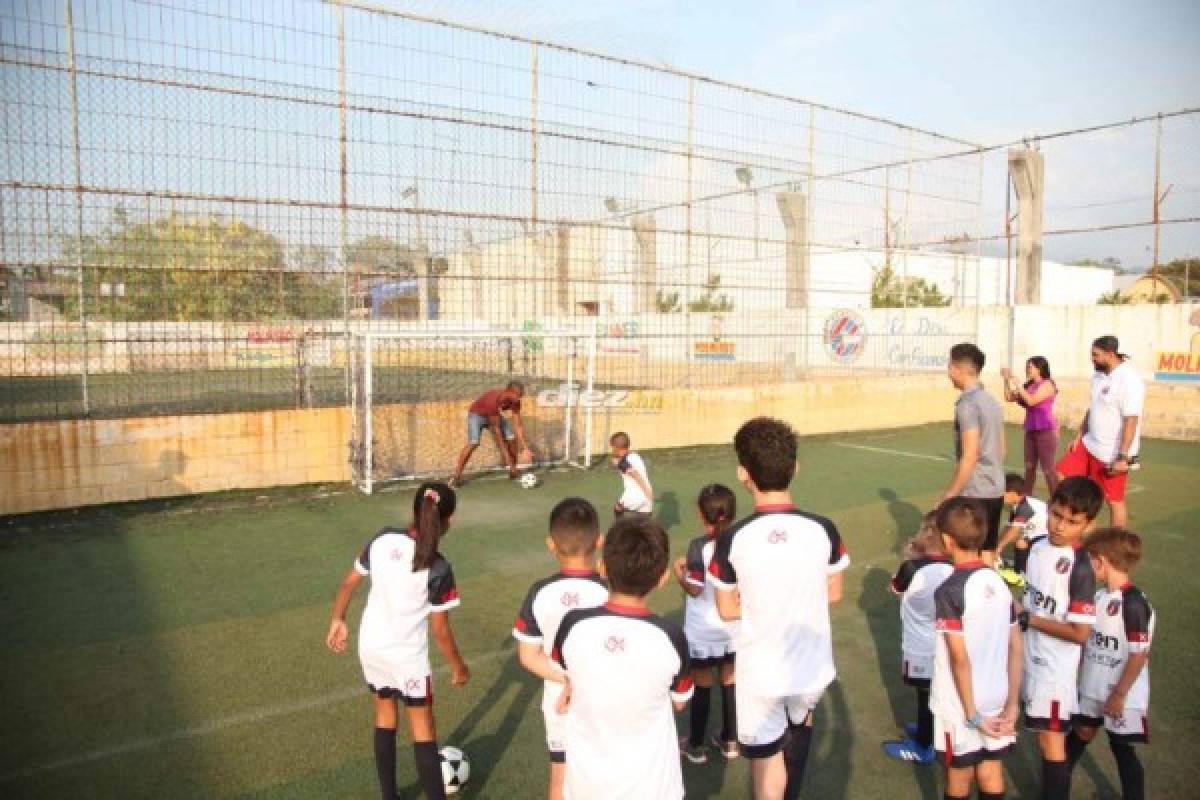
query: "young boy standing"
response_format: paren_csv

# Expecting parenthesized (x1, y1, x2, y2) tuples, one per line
(512, 498, 609, 800)
(1069, 527, 1154, 800)
(1017, 476, 1105, 800)
(552, 516, 692, 800)
(929, 498, 1022, 800)
(708, 417, 850, 800)
(610, 432, 653, 517)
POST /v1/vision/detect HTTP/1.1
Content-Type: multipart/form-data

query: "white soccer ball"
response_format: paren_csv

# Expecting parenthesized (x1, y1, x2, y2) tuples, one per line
(439, 745, 470, 794)
(519, 472, 541, 489)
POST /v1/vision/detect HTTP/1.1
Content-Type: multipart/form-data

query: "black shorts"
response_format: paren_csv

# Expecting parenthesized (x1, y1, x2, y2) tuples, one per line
(691, 652, 735, 669)
(980, 496, 1004, 552)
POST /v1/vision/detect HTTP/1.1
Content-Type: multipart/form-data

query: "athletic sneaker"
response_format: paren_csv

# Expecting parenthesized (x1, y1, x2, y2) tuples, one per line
(679, 737, 708, 764)
(710, 734, 739, 759)
(996, 563, 1025, 589)
(882, 737, 936, 765)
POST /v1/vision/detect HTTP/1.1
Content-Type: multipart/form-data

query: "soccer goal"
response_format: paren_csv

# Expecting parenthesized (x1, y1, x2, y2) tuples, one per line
(349, 329, 597, 494)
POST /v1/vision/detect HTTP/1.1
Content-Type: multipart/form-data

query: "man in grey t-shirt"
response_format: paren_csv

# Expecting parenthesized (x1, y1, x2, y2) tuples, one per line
(942, 342, 1006, 555)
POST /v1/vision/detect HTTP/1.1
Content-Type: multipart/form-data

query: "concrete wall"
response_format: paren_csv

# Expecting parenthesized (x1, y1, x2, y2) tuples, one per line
(5, 372, 1196, 516)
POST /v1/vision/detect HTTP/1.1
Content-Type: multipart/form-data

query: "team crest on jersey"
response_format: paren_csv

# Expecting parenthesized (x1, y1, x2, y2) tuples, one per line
(405, 678, 422, 694)
(560, 591, 580, 607)
(983, 583, 997, 599)
(1055, 556, 1071, 574)
(390, 548, 404, 561)
(768, 529, 788, 544)
(1107, 598, 1121, 616)
(604, 636, 626, 653)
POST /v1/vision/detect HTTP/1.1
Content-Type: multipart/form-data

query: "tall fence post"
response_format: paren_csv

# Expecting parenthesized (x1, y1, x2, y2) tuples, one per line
(65, 0, 90, 415)
(684, 76, 694, 385)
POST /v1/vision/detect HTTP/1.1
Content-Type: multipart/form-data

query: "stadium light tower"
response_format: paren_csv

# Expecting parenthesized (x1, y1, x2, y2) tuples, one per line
(735, 165, 759, 258)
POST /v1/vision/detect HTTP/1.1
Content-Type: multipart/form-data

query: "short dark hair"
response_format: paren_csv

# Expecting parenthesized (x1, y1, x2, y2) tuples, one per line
(1092, 335, 1120, 354)
(506, 380, 525, 394)
(1084, 527, 1143, 572)
(949, 342, 985, 373)
(610, 431, 631, 449)
(697, 483, 737, 534)
(734, 417, 797, 491)
(936, 497, 987, 552)
(603, 516, 669, 596)
(548, 497, 600, 556)
(1005, 472, 1026, 494)
(1051, 476, 1105, 520)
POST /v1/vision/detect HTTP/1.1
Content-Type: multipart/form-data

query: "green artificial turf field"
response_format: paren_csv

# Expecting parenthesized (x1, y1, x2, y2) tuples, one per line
(1, 423, 1197, 798)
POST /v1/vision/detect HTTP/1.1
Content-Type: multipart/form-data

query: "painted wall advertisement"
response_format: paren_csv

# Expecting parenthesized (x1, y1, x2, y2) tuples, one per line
(694, 316, 735, 361)
(598, 320, 641, 355)
(821, 309, 951, 369)
(1153, 309, 1200, 382)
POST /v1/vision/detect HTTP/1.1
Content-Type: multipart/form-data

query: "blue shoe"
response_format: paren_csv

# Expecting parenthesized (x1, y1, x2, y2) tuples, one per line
(883, 738, 937, 765)
(904, 722, 918, 740)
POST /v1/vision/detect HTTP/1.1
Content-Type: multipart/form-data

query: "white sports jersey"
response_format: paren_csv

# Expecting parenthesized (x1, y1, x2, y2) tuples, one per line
(1080, 584, 1154, 710)
(513, 569, 609, 746)
(552, 603, 692, 800)
(708, 505, 850, 696)
(616, 452, 652, 513)
(354, 528, 460, 692)
(891, 555, 955, 681)
(1009, 495, 1049, 541)
(1083, 360, 1146, 462)
(683, 533, 737, 659)
(1022, 536, 1096, 692)
(930, 562, 1017, 723)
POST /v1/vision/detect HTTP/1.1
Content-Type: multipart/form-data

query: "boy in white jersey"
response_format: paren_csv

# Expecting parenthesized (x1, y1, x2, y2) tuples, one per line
(883, 511, 954, 765)
(610, 431, 653, 516)
(552, 516, 692, 800)
(673, 483, 739, 763)
(1067, 527, 1154, 800)
(513, 497, 609, 800)
(709, 417, 850, 800)
(930, 498, 1022, 800)
(1015, 476, 1103, 800)
(996, 472, 1050, 586)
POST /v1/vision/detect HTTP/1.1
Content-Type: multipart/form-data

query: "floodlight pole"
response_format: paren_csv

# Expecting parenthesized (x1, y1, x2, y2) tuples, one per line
(65, 0, 89, 415)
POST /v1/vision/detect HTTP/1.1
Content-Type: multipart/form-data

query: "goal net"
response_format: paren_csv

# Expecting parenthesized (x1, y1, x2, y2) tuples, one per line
(349, 330, 595, 494)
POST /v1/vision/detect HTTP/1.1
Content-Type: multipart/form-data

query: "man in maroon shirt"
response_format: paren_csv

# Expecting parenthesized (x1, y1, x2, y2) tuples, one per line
(451, 381, 533, 486)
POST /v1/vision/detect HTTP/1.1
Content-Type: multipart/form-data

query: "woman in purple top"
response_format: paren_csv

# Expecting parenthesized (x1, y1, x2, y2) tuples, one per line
(1001, 356, 1059, 495)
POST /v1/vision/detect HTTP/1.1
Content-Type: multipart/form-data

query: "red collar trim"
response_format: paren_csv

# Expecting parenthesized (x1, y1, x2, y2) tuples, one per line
(561, 568, 598, 578)
(406, 527, 418, 540)
(955, 560, 986, 570)
(755, 503, 795, 512)
(927, 554, 951, 562)
(605, 601, 650, 616)
(1119, 581, 1133, 592)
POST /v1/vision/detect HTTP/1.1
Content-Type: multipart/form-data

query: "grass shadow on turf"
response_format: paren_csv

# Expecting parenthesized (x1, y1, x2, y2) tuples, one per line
(657, 490, 682, 531)
(807, 680, 855, 799)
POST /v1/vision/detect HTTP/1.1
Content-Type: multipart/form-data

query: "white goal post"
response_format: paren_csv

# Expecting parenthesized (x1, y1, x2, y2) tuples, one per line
(349, 328, 598, 494)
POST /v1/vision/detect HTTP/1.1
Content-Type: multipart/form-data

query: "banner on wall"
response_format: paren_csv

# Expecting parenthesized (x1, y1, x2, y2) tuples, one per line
(694, 315, 736, 362)
(598, 320, 641, 355)
(1153, 309, 1200, 382)
(823, 310, 867, 363)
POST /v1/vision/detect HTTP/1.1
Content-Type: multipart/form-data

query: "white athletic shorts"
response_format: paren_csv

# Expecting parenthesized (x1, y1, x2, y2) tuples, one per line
(736, 688, 823, 758)
(934, 713, 1016, 768)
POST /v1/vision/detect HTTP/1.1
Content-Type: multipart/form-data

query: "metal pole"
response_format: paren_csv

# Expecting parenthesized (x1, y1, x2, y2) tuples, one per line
(1005, 167, 1013, 306)
(582, 323, 597, 468)
(752, 190, 759, 259)
(530, 43, 539, 229)
(901, 129, 913, 369)
(1152, 113, 1162, 290)
(65, 0, 89, 415)
(363, 334, 374, 495)
(338, 1, 352, 428)
(562, 335, 575, 466)
(684, 77, 694, 382)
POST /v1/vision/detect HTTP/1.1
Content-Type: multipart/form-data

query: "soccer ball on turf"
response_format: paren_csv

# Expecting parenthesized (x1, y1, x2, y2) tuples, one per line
(439, 746, 470, 794)
(519, 472, 541, 489)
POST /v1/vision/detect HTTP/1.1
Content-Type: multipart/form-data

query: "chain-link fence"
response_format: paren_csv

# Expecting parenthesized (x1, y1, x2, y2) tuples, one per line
(6, 1, 1190, 425)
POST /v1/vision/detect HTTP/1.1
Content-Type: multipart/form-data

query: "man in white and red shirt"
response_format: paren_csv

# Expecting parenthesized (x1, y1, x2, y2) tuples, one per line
(1057, 335, 1146, 526)
(708, 417, 849, 799)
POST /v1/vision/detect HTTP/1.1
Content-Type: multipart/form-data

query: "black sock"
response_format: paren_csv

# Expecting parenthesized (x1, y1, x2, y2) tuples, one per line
(782, 722, 814, 800)
(1108, 737, 1144, 800)
(915, 686, 934, 749)
(1065, 731, 1090, 770)
(413, 741, 446, 800)
(980, 793, 1006, 800)
(1014, 545, 1030, 573)
(373, 727, 397, 800)
(720, 684, 737, 742)
(1041, 758, 1071, 800)
(943, 795, 969, 800)
(689, 685, 711, 747)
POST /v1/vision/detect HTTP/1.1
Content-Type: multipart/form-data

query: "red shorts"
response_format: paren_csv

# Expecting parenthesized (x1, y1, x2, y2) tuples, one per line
(1056, 440, 1127, 502)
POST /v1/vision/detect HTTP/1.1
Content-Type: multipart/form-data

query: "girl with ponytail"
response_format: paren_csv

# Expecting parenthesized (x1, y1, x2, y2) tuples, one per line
(326, 482, 468, 800)
(672, 483, 740, 764)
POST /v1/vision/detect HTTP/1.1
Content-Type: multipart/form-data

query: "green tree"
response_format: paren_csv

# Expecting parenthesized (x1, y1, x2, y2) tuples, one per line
(656, 289, 682, 313)
(870, 264, 951, 308)
(1157, 258, 1200, 299)
(687, 273, 735, 313)
(1097, 289, 1131, 305)
(63, 212, 305, 321)
(343, 236, 419, 276)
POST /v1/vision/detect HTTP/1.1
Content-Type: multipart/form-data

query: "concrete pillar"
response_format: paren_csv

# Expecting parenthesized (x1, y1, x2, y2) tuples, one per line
(630, 213, 657, 313)
(775, 192, 810, 308)
(1008, 148, 1044, 304)
(556, 221, 571, 314)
